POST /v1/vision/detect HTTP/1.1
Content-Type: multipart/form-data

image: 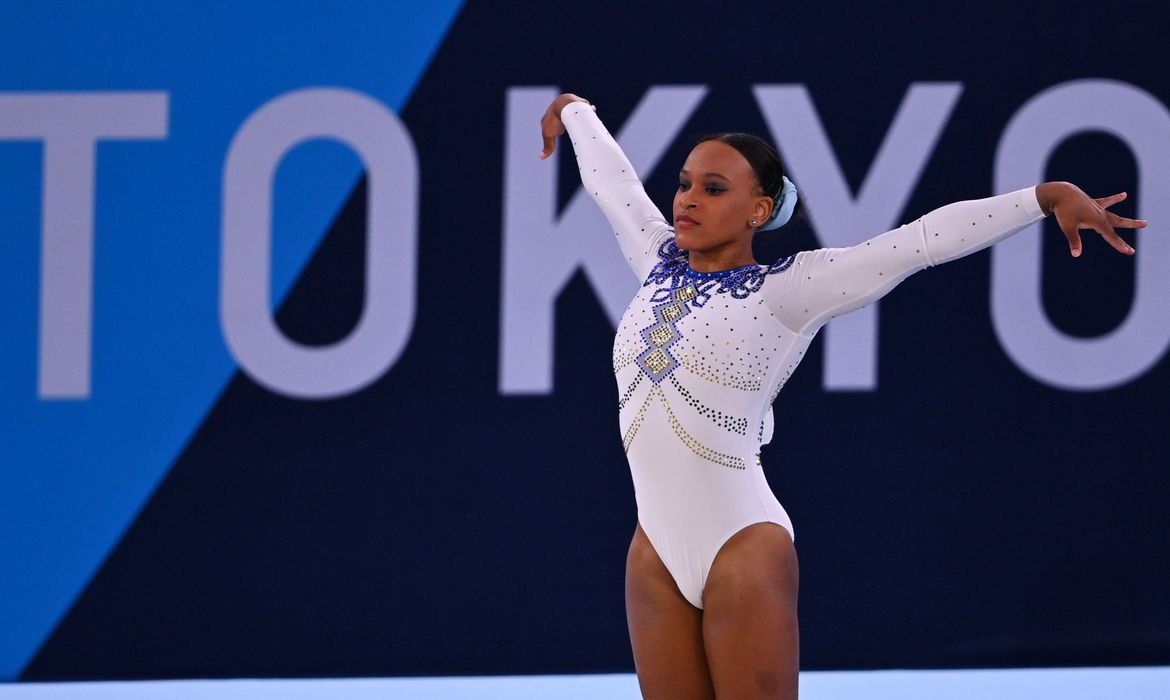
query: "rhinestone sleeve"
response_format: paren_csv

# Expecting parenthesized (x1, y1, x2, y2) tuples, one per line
(763, 187, 1046, 335)
(561, 102, 673, 282)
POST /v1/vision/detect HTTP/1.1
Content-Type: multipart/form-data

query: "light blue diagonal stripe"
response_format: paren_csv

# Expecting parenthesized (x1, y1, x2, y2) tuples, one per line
(0, 0, 464, 680)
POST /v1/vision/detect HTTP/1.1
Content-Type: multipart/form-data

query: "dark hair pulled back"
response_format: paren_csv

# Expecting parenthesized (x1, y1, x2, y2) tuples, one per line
(697, 132, 805, 225)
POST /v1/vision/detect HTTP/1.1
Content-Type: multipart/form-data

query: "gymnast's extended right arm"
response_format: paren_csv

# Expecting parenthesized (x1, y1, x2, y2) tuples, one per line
(762, 185, 1147, 336)
(540, 93, 672, 281)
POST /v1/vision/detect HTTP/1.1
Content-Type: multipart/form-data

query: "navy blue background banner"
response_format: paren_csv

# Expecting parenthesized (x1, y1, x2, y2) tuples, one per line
(3, 0, 1169, 682)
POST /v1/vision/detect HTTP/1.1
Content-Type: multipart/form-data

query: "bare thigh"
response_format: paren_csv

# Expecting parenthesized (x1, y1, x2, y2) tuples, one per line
(702, 522, 800, 700)
(625, 524, 715, 700)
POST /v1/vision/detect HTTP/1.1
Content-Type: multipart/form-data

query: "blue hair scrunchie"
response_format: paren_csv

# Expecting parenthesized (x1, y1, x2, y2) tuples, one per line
(759, 176, 798, 232)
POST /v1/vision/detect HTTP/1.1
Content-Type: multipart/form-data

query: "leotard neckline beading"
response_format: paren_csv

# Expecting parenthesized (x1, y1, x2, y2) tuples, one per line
(644, 239, 795, 305)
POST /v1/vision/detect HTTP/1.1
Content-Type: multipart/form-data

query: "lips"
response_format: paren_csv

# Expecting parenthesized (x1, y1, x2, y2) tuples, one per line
(675, 214, 699, 229)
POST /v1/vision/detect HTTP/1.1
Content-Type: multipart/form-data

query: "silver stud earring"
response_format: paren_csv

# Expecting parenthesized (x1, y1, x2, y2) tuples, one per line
(750, 219, 758, 227)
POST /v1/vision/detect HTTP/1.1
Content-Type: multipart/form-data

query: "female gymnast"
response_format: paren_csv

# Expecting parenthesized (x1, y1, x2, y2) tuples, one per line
(539, 92, 1145, 700)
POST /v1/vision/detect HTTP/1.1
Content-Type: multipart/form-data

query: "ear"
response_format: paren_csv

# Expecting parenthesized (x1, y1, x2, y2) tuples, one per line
(752, 195, 773, 227)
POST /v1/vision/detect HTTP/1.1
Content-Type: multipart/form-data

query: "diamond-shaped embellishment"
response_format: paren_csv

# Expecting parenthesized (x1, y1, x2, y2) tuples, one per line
(649, 325, 673, 347)
(645, 350, 670, 374)
(660, 303, 683, 322)
(674, 285, 697, 302)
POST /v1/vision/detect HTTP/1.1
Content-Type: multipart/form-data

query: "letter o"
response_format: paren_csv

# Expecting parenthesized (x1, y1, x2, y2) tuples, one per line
(221, 87, 417, 399)
(992, 79, 1170, 391)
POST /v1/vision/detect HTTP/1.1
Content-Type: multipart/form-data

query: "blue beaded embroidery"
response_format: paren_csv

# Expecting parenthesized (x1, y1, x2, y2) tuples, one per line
(635, 286, 694, 384)
(634, 239, 794, 384)
(644, 239, 795, 307)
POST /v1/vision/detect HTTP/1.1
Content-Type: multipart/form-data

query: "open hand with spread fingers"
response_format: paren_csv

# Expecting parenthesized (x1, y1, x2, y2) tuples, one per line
(1036, 181, 1148, 257)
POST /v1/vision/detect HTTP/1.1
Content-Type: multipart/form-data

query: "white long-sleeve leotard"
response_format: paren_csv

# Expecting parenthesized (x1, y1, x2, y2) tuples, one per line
(562, 102, 1045, 609)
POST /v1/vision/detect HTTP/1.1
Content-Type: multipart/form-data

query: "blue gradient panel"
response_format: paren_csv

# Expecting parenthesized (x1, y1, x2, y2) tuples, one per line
(0, 1, 464, 679)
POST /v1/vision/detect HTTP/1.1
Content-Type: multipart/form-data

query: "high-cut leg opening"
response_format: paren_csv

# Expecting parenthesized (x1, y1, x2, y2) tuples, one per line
(700, 519, 795, 607)
(636, 519, 705, 610)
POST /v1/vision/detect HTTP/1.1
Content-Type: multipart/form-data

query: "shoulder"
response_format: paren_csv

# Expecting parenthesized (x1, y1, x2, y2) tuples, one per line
(643, 235, 685, 283)
(763, 254, 797, 276)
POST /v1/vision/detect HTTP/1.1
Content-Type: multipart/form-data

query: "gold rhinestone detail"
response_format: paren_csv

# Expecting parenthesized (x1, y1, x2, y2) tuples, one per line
(660, 303, 684, 323)
(645, 350, 670, 374)
(659, 391, 745, 470)
(649, 325, 674, 348)
(679, 354, 762, 392)
(612, 346, 638, 373)
(622, 391, 653, 453)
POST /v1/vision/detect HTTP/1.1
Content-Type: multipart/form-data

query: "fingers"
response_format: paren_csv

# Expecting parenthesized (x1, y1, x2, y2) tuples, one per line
(1106, 210, 1148, 230)
(1095, 191, 1143, 253)
(539, 118, 565, 159)
(540, 133, 556, 159)
(1071, 214, 1135, 256)
(538, 107, 562, 159)
(537, 95, 596, 159)
(1064, 216, 1137, 256)
(1061, 221, 1083, 257)
(1094, 191, 1127, 208)
(1094, 220, 1134, 255)
(1096, 191, 1148, 229)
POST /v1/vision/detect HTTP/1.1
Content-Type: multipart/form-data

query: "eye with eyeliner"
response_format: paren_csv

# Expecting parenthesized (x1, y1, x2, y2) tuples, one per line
(677, 179, 725, 195)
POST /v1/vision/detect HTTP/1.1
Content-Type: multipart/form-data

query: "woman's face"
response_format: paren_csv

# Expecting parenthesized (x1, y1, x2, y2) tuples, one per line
(673, 140, 771, 254)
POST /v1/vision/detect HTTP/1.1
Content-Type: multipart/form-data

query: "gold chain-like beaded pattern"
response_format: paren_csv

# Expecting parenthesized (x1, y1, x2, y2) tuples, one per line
(622, 386, 747, 470)
(623, 391, 653, 453)
(659, 389, 746, 470)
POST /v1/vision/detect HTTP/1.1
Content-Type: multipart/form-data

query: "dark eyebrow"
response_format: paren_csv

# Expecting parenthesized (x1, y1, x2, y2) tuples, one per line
(679, 169, 730, 181)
